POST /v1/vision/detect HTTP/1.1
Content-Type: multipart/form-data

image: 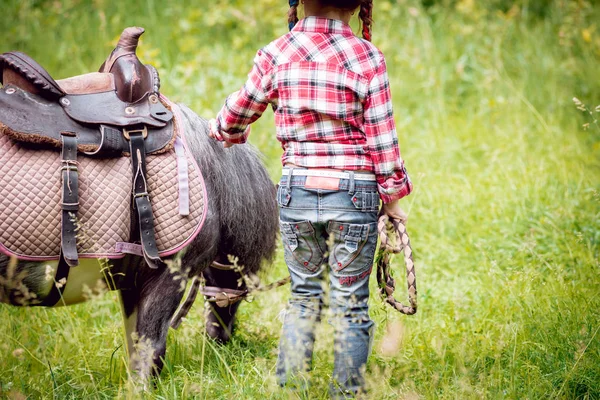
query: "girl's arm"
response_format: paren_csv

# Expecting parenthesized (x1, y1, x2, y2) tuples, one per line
(211, 50, 270, 144)
(364, 55, 413, 203)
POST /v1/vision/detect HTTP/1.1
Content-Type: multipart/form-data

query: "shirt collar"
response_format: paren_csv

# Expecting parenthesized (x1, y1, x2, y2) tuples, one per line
(291, 16, 354, 36)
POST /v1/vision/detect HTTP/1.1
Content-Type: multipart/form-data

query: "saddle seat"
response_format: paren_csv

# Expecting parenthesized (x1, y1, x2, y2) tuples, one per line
(1, 27, 157, 103)
(57, 73, 116, 95)
(3, 68, 118, 97)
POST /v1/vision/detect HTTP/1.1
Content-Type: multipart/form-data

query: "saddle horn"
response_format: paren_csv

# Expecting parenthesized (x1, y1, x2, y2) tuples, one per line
(116, 27, 145, 52)
(99, 26, 158, 103)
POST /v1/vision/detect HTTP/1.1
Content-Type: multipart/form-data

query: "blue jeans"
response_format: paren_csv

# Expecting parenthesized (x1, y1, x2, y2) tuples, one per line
(275, 171, 379, 397)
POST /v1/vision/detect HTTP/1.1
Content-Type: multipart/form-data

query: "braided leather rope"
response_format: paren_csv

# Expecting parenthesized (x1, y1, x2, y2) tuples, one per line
(376, 214, 417, 315)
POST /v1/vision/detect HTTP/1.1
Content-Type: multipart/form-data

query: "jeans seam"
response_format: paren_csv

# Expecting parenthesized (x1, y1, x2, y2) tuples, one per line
(314, 228, 326, 257)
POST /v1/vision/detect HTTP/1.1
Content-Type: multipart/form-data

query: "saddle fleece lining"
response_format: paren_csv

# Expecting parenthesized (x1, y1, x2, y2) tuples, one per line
(0, 122, 98, 154)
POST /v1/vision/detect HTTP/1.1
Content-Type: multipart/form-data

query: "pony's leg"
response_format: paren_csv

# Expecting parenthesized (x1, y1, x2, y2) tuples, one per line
(0, 256, 51, 306)
(119, 266, 185, 383)
(202, 266, 245, 343)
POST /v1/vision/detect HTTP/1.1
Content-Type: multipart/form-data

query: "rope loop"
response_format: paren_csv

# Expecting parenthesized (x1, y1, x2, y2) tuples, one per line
(376, 214, 418, 315)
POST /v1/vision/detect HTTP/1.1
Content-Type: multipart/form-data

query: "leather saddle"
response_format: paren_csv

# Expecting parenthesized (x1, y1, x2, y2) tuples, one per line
(0, 27, 173, 277)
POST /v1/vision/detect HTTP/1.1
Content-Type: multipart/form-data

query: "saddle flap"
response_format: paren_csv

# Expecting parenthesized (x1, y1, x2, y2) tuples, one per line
(61, 90, 171, 128)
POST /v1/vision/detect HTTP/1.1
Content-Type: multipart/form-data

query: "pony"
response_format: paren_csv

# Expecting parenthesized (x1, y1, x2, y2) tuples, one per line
(0, 104, 279, 382)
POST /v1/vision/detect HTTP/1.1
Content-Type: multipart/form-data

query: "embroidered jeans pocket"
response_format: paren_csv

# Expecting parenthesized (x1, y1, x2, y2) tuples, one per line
(327, 221, 377, 272)
(280, 220, 324, 273)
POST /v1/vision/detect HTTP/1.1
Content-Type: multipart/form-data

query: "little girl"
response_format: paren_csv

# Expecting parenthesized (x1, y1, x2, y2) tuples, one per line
(209, 0, 412, 396)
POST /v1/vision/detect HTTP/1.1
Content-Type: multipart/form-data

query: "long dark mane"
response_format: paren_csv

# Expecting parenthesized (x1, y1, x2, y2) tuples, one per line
(178, 105, 278, 274)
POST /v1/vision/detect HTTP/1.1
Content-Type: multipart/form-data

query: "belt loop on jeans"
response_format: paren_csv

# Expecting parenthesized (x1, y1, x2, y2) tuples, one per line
(348, 171, 355, 196)
(286, 168, 294, 192)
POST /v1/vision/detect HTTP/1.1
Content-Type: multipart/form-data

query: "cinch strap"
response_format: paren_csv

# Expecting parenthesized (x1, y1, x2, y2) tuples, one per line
(35, 255, 71, 307)
(129, 130, 162, 269)
(60, 132, 79, 267)
(115, 242, 144, 257)
(83, 125, 122, 157)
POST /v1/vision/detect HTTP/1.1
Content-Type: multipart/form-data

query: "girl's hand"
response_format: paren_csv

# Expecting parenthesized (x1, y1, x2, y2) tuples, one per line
(382, 200, 408, 223)
(208, 118, 234, 148)
(208, 118, 219, 140)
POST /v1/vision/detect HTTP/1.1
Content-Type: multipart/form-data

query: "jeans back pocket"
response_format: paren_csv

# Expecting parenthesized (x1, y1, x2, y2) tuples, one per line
(327, 221, 378, 273)
(280, 220, 324, 273)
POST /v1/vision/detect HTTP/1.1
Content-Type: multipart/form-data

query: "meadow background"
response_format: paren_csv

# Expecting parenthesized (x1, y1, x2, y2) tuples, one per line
(1, 0, 599, 398)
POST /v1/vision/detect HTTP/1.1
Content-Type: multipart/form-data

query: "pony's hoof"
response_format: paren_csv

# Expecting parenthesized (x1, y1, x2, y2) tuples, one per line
(205, 311, 234, 343)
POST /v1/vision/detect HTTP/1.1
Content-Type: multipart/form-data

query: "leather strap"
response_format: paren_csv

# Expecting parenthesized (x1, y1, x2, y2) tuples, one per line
(60, 132, 79, 267)
(200, 285, 249, 308)
(129, 130, 161, 269)
(34, 255, 71, 307)
(83, 125, 122, 157)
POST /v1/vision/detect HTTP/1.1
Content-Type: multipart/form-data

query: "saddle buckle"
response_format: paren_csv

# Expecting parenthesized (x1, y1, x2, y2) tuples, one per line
(123, 126, 148, 140)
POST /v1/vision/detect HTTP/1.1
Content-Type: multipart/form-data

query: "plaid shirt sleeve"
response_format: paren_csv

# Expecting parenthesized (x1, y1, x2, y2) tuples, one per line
(364, 56, 413, 203)
(213, 50, 270, 144)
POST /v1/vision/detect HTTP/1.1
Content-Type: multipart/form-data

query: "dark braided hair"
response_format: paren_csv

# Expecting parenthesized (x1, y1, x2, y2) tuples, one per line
(288, 0, 299, 31)
(287, 0, 374, 41)
(359, 0, 373, 41)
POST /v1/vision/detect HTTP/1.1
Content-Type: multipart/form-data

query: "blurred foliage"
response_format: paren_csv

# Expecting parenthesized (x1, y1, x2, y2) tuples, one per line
(0, 1, 599, 399)
(2, 0, 598, 121)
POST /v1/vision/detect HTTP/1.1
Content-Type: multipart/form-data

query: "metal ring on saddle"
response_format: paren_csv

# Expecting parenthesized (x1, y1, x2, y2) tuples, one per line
(123, 126, 148, 140)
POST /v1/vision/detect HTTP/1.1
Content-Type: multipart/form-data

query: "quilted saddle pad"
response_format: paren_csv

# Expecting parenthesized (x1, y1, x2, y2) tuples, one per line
(0, 106, 206, 261)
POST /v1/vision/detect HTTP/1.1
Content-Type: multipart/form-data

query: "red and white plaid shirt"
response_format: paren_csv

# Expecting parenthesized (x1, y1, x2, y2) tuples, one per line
(212, 16, 412, 203)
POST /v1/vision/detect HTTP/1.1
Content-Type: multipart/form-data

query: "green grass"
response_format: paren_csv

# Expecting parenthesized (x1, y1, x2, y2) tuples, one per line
(1, 0, 599, 398)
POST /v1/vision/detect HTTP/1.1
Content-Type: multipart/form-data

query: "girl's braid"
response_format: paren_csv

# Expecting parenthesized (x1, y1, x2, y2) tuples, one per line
(359, 0, 373, 41)
(288, 0, 300, 31)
